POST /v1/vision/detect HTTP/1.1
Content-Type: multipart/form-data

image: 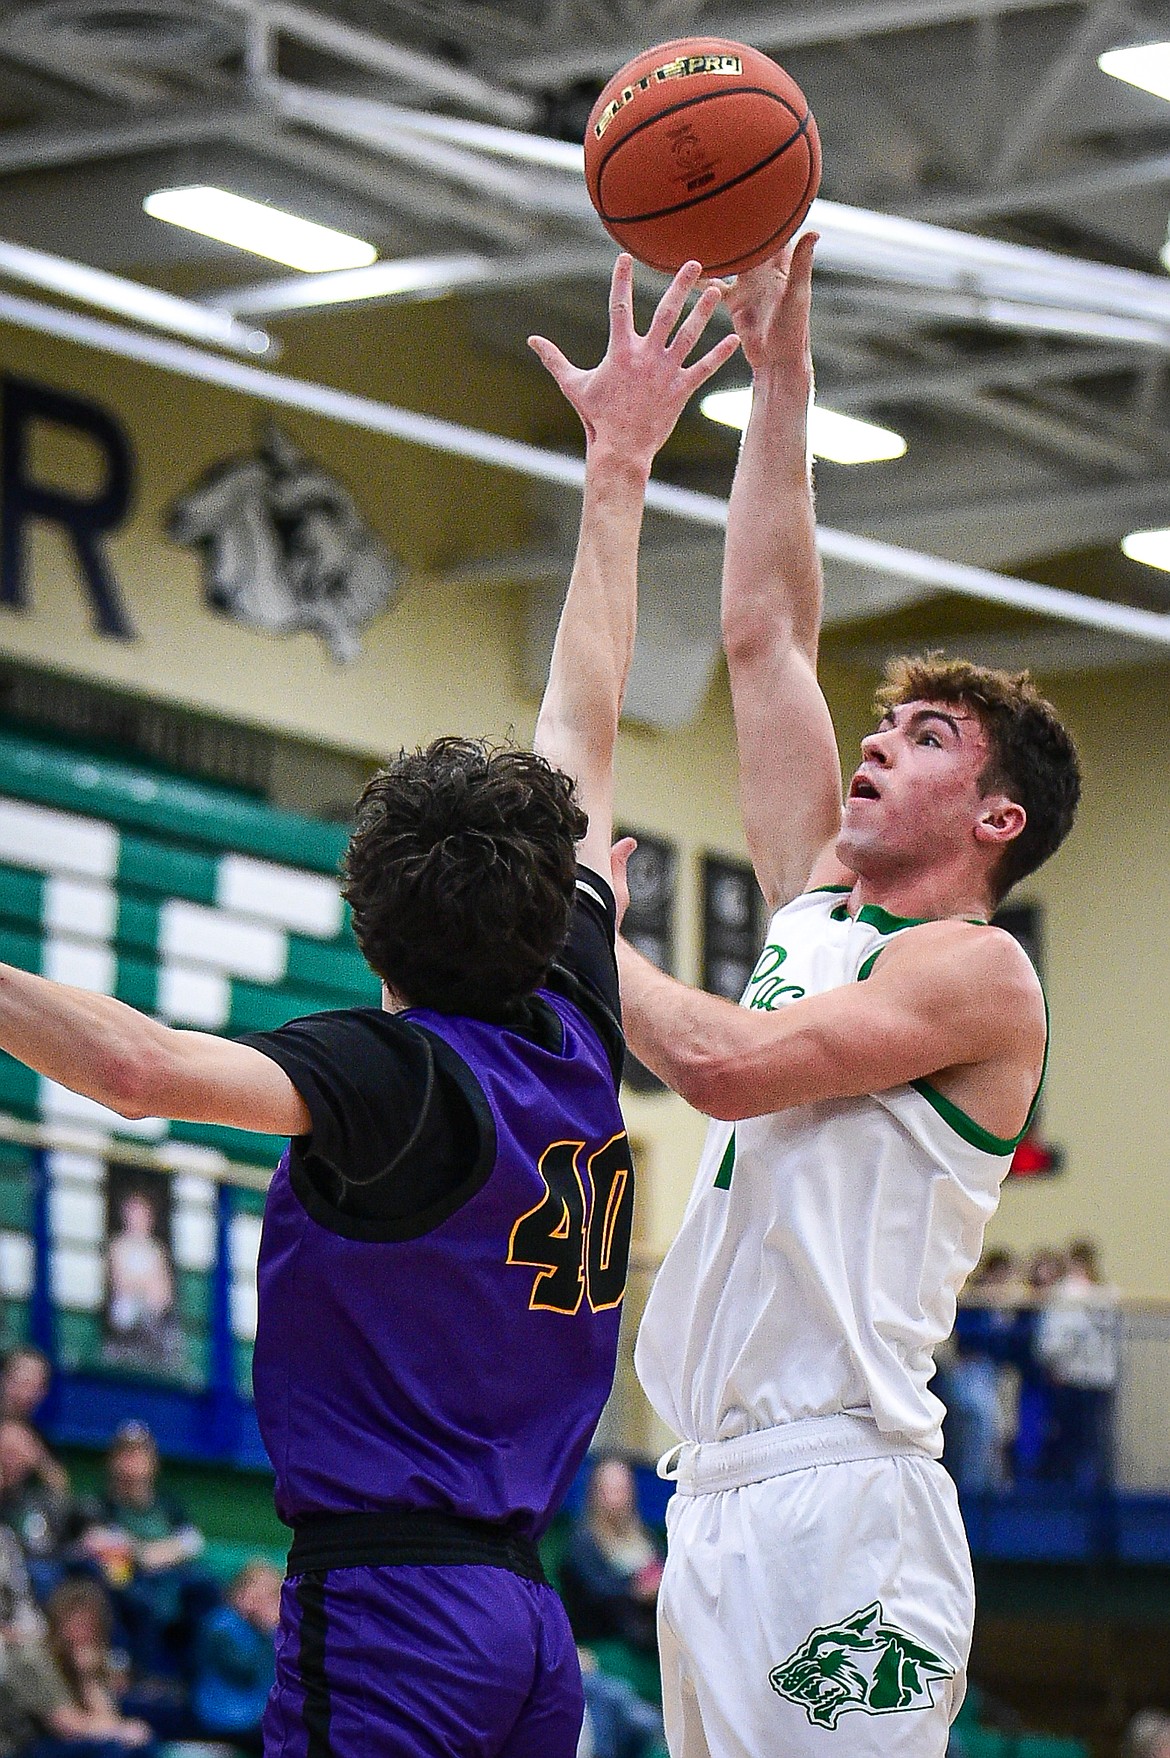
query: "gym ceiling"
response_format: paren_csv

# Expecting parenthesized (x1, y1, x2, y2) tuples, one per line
(2, 0, 1170, 688)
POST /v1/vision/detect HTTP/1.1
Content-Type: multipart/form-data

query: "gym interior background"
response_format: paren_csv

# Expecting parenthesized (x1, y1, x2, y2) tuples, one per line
(0, 1, 1169, 1752)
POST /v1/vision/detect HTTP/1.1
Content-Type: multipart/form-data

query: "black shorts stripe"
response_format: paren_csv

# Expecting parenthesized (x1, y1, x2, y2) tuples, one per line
(296, 1573, 332, 1758)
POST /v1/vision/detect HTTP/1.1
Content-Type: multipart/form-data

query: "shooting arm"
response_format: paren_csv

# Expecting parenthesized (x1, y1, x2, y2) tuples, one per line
(616, 923, 1041, 1123)
(0, 963, 309, 1134)
(721, 236, 845, 908)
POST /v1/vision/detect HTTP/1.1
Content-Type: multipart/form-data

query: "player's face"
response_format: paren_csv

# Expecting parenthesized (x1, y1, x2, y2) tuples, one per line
(837, 699, 995, 878)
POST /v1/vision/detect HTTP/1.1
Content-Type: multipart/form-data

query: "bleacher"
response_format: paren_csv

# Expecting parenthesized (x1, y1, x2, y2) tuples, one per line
(0, 724, 376, 1465)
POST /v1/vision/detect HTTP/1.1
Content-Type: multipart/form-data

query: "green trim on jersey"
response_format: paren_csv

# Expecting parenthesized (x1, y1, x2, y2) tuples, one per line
(853, 918, 1049, 1158)
(910, 1079, 1019, 1155)
(713, 1131, 736, 1190)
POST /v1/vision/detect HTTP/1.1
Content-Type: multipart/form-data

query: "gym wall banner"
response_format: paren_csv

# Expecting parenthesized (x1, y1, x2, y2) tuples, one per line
(0, 374, 401, 664)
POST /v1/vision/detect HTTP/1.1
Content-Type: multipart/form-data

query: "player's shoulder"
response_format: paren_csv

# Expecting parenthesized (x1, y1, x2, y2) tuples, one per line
(878, 917, 1043, 1008)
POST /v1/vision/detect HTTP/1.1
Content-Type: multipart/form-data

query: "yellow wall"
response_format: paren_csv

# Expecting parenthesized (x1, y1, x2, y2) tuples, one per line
(3, 309, 1170, 1303)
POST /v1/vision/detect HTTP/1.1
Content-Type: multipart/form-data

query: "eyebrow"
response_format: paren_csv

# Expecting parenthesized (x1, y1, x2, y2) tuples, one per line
(878, 707, 964, 737)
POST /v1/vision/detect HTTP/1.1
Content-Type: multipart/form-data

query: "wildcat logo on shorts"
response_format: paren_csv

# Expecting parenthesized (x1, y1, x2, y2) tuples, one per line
(769, 1602, 953, 1728)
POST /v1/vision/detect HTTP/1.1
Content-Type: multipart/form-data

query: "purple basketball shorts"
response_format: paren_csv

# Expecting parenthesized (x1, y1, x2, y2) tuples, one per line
(264, 1562, 584, 1758)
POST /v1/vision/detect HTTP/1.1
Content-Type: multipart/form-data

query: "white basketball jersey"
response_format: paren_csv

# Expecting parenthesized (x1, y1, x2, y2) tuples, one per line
(635, 887, 1035, 1457)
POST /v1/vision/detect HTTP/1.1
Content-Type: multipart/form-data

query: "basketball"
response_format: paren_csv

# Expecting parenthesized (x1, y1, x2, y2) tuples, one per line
(584, 38, 821, 276)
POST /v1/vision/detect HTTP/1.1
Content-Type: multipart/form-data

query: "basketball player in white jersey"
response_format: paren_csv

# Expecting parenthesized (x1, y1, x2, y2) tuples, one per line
(616, 235, 1081, 1757)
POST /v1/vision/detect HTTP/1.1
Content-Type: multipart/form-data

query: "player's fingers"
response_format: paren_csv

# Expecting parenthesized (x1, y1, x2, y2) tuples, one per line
(647, 259, 703, 344)
(608, 253, 636, 334)
(684, 332, 741, 389)
(527, 335, 579, 390)
(669, 282, 727, 359)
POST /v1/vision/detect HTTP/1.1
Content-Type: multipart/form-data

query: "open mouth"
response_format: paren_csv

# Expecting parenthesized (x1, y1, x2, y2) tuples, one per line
(849, 773, 881, 800)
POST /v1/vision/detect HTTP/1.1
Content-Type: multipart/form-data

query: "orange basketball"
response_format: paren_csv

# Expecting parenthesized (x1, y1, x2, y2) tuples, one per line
(584, 38, 820, 276)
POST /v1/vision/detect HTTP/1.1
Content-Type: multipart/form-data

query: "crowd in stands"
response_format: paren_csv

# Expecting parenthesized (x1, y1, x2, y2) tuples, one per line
(939, 1239, 1122, 1495)
(0, 1348, 280, 1758)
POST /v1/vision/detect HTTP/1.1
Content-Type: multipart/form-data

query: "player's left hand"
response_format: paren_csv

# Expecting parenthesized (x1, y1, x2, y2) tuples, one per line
(610, 836, 636, 930)
(527, 254, 740, 469)
(723, 230, 817, 381)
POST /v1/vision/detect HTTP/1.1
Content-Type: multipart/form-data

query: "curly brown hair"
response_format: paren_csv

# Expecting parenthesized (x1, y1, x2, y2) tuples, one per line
(874, 654, 1080, 901)
(341, 737, 588, 1015)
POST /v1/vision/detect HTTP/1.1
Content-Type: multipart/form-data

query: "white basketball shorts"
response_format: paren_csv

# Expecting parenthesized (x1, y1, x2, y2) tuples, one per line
(656, 1414, 975, 1758)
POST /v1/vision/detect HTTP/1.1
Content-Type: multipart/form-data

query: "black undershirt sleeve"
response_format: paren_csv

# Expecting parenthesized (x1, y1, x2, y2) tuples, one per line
(240, 865, 624, 1230)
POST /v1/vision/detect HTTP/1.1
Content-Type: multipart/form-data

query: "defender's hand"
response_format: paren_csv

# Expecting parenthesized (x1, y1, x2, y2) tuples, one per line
(723, 231, 817, 380)
(528, 254, 739, 470)
(610, 836, 636, 930)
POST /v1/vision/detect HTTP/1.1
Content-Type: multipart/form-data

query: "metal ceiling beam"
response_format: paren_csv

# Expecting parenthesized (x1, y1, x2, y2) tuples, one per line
(912, 149, 1170, 222)
(0, 109, 241, 176)
(503, 0, 1086, 85)
(208, 246, 609, 317)
(852, 474, 1170, 566)
(268, 80, 594, 219)
(0, 34, 165, 105)
(1, 284, 1168, 649)
(828, 344, 1147, 409)
(209, 0, 535, 124)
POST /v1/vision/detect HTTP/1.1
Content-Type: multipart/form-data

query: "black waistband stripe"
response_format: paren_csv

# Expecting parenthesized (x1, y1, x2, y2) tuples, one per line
(287, 1509, 547, 1585)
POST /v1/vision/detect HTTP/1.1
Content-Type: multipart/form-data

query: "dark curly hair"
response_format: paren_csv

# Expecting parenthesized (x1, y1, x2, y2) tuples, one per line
(874, 654, 1081, 901)
(341, 737, 588, 1015)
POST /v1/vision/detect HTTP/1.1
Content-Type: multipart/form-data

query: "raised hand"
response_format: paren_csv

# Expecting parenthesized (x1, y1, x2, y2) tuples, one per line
(723, 230, 817, 380)
(528, 254, 740, 472)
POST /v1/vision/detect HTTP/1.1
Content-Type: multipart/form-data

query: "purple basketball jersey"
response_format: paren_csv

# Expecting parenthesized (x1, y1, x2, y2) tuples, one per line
(253, 990, 632, 1540)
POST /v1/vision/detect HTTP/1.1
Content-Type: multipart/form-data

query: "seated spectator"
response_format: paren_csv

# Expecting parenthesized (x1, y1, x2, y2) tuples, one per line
(1012, 1247, 1067, 1482)
(579, 1652, 666, 1758)
(1035, 1237, 1121, 1490)
(191, 1560, 280, 1753)
(0, 1420, 72, 1566)
(1124, 1709, 1170, 1758)
(561, 1457, 663, 1657)
(0, 1349, 52, 1428)
(0, 1584, 151, 1758)
(38, 1578, 154, 1755)
(944, 1249, 1024, 1493)
(78, 1425, 211, 1677)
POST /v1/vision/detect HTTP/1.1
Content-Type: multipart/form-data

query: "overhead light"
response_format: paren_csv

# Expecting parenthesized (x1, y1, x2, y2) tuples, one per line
(1121, 528, 1170, 572)
(143, 187, 377, 273)
(701, 388, 907, 464)
(1098, 42, 1170, 102)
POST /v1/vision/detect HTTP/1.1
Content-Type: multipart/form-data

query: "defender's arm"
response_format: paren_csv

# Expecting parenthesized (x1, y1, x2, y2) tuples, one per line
(616, 922, 1044, 1126)
(721, 235, 846, 909)
(532, 256, 738, 875)
(0, 963, 309, 1133)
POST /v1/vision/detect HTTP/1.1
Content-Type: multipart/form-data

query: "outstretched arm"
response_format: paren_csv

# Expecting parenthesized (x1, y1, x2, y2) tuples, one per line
(531, 255, 738, 874)
(720, 234, 846, 910)
(0, 965, 308, 1133)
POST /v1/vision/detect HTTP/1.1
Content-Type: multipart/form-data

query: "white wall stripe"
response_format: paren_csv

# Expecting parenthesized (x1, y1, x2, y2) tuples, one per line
(160, 899, 287, 983)
(157, 963, 231, 1030)
(44, 938, 116, 995)
(217, 854, 342, 939)
(44, 877, 117, 942)
(50, 1244, 104, 1311)
(0, 1231, 33, 1299)
(0, 799, 118, 880)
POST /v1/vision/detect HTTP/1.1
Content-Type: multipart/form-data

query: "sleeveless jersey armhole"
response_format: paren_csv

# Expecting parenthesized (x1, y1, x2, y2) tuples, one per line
(856, 941, 1049, 1157)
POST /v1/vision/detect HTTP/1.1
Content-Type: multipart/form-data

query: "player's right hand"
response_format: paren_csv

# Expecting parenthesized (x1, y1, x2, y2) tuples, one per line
(527, 254, 739, 469)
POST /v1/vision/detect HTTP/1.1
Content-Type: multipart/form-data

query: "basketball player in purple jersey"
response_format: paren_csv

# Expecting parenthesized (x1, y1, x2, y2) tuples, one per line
(0, 256, 737, 1757)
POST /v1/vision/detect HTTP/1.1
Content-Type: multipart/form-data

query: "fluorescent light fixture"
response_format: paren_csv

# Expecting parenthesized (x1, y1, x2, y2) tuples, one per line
(1098, 42, 1170, 102)
(701, 388, 907, 464)
(1121, 528, 1170, 572)
(144, 187, 377, 273)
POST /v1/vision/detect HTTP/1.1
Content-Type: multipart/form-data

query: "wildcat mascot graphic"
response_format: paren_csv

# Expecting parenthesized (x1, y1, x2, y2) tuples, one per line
(770, 1602, 953, 1729)
(168, 422, 401, 664)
